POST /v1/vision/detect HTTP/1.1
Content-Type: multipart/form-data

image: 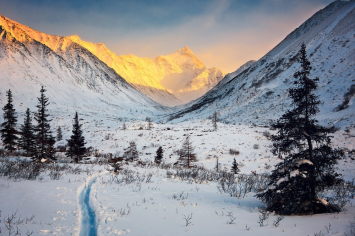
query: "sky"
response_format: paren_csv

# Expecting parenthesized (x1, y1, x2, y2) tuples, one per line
(0, 0, 335, 73)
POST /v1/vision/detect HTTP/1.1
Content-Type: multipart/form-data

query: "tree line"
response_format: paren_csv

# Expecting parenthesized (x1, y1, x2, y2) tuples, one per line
(0, 86, 86, 163)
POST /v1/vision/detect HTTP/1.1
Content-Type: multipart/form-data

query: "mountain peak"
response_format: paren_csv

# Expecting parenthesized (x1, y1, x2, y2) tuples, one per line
(176, 46, 195, 57)
(170, 46, 205, 69)
(180, 46, 192, 53)
(68, 34, 81, 40)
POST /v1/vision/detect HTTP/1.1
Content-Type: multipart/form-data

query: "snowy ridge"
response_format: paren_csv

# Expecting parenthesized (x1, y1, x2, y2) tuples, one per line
(168, 0, 355, 129)
(0, 15, 225, 107)
(0, 15, 181, 107)
(218, 60, 256, 87)
(0, 15, 170, 123)
(113, 46, 226, 105)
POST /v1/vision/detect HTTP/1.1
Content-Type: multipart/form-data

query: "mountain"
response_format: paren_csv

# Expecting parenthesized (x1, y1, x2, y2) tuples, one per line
(68, 42, 225, 105)
(154, 46, 225, 104)
(0, 15, 168, 122)
(68, 36, 183, 107)
(218, 60, 256, 87)
(168, 0, 355, 129)
(12, 21, 226, 107)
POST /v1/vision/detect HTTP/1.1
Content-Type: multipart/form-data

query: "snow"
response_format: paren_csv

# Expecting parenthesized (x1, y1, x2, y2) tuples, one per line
(276, 177, 288, 186)
(316, 198, 329, 206)
(0, 1, 355, 235)
(290, 170, 300, 178)
(78, 172, 104, 236)
(294, 159, 313, 167)
(1, 121, 355, 235)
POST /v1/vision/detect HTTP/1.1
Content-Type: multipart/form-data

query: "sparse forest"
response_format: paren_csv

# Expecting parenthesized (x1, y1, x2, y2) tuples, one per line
(0, 44, 354, 236)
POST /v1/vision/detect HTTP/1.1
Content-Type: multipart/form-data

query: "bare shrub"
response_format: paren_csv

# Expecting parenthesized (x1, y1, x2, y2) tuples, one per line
(4, 210, 35, 236)
(273, 215, 284, 227)
(262, 131, 271, 139)
(253, 144, 260, 149)
(229, 149, 240, 155)
(0, 158, 83, 180)
(257, 208, 269, 226)
(183, 213, 193, 226)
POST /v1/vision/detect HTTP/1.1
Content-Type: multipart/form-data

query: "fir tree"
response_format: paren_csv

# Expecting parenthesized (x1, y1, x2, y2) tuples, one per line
(146, 117, 153, 130)
(211, 111, 219, 131)
(33, 86, 56, 161)
(155, 146, 163, 164)
(256, 43, 343, 215)
(214, 156, 220, 172)
(122, 122, 127, 131)
(19, 108, 35, 156)
(0, 89, 18, 152)
(124, 141, 139, 162)
(56, 126, 63, 141)
(231, 158, 240, 174)
(178, 134, 197, 168)
(66, 112, 86, 163)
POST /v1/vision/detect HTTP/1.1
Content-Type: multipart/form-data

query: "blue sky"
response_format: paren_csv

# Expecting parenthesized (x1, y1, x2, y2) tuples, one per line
(0, 0, 334, 72)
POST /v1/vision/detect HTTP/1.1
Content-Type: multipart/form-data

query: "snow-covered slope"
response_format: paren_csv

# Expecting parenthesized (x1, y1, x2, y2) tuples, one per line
(68, 37, 184, 107)
(0, 15, 169, 122)
(84, 45, 225, 105)
(218, 60, 256, 87)
(154, 46, 225, 103)
(0, 15, 225, 107)
(168, 0, 355, 129)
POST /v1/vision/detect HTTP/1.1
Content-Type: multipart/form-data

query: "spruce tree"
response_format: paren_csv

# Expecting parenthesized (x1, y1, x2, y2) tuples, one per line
(211, 111, 219, 131)
(33, 86, 55, 161)
(66, 112, 86, 163)
(256, 43, 343, 215)
(231, 158, 240, 174)
(56, 126, 63, 141)
(214, 156, 220, 172)
(155, 146, 163, 164)
(19, 108, 35, 156)
(124, 141, 139, 162)
(178, 134, 197, 168)
(0, 89, 18, 153)
(146, 117, 153, 130)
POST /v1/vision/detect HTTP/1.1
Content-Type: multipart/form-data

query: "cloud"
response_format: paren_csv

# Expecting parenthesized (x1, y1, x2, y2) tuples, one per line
(105, 0, 333, 72)
(0, 0, 334, 72)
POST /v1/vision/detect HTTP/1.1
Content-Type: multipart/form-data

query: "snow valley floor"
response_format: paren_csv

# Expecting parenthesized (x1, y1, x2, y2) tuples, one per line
(1, 121, 355, 236)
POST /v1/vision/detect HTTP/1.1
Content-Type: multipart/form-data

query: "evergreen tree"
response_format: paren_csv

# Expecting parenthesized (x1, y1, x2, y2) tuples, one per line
(211, 111, 219, 131)
(155, 146, 163, 164)
(19, 108, 35, 156)
(146, 117, 153, 130)
(66, 112, 86, 163)
(256, 43, 343, 215)
(33, 86, 56, 161)
(178, 134, 197, 168)
(0, 89, 18, 152)
(56, 126, 63, 141)
(124, 141, 139, 162)
(214, 156, 220, 172)
(231, 158, 240, 174)
(122, 122, 127, 131)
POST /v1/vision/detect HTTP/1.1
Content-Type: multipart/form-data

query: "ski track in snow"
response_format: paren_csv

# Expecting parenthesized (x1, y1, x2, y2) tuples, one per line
(78, 171, 107, 236)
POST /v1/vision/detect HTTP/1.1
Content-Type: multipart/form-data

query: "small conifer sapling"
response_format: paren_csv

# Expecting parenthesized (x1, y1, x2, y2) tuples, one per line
(66, 112, 86, 163)
(155, 146, 163, 164)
